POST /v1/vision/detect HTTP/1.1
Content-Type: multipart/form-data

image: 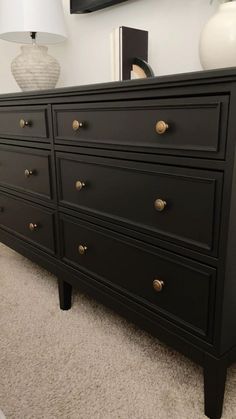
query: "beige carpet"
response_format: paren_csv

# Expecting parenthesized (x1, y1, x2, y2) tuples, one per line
(0, 243, 235, 419)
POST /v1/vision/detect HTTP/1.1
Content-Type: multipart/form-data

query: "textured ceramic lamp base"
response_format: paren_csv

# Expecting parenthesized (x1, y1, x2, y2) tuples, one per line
(11, 44, 60, 91)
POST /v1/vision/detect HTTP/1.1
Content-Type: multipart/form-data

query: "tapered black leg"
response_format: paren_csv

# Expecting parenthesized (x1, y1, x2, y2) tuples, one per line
(58, 278, 72, 310)
(204, 354, 228, 419)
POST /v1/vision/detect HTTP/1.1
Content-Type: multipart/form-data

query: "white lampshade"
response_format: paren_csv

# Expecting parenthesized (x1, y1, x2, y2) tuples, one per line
(0, 0, 67, 44)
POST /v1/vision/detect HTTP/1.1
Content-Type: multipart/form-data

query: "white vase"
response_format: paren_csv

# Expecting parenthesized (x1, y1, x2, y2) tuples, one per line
(11, 44, 60, 92)
(199, 1, 236, 70)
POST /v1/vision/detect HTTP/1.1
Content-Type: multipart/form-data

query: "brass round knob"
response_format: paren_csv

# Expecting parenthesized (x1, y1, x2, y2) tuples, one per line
(75, 180, 86, 191)
(29, 223, 38, 232)
(154, 199, 167, 212)
(156, 120, 169, 135)
(20, 119, 30, 128)
(78, 245, 88, 255)
(153, 279, 164, 292)
(24, 169, 33, 178)
(72, 120, 83, 131)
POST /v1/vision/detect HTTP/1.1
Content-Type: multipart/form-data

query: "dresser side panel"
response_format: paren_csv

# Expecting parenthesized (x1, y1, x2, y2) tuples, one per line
(218, 150, 236, 354)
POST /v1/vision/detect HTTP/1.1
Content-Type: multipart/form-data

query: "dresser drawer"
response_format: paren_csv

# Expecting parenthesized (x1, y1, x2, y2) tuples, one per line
(61, 215, 216, 339)
(0, 146, 52, 199)
(53, 95, 228, 158)
(0, 193, 55, 253)
(0, 106, 49, 141)
(57, 153, 222, 256)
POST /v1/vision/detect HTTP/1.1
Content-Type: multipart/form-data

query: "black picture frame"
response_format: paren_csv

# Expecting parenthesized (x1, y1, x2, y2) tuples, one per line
(70, 0, 129, 13)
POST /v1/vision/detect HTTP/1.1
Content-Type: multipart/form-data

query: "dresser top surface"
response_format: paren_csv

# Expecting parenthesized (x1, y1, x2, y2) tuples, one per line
(1, 67, 236, 102)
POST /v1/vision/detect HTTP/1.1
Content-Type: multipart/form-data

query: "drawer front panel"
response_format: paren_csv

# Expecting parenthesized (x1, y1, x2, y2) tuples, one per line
(61, 215, 216, 338)
(0, 106, 49, 140)
(57, 154, 222, 255)
(0, 193, 55, 253)
(53, 96, 228, 158)
(0, 146, 52, 199)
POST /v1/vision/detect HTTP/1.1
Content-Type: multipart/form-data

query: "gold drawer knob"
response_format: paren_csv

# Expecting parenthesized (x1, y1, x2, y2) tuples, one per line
(156, 120, 169, 135)
(153, 279, 164, 292)
(75, 180, 86, 191)
(29, 223, 38, 232)
(154, 199, 167, 212)
(20, 119, 31, 128)
(24, 169, 34, 178)
(72, 120, 83, 131)
(78, 244, 88, 255)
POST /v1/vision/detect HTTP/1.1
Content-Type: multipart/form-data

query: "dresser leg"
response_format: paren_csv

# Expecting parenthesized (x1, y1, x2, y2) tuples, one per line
(58, 279, 72, 310)
(203, 354, 228, 419)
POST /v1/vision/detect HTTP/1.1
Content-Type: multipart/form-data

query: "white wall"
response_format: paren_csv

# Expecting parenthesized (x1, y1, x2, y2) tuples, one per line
(0, 0, 220, 93)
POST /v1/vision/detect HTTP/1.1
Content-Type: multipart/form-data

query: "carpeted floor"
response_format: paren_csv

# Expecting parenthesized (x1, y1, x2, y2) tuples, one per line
(0, 243, 236, 419)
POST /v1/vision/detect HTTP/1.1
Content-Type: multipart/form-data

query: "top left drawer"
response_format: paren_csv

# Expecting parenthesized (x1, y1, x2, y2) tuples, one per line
(0, 106, 49, 141)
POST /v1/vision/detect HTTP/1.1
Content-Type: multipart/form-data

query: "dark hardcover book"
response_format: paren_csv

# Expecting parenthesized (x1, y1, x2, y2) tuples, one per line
(120, 26, 148, 80)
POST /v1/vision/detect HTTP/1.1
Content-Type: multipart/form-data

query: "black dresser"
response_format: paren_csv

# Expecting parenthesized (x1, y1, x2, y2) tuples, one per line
(0, 69, 236, 419)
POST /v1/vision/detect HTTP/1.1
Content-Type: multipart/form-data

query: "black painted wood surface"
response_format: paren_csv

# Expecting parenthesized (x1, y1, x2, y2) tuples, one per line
(0, 106, 49, 141)
(0, 68, 236, 418)
(0, 145, 52, 199)
(57, 152, 223, 256)
(53, 96, 228, 158)
(61, 214, 216, 339)
(0, 192, 56, 253)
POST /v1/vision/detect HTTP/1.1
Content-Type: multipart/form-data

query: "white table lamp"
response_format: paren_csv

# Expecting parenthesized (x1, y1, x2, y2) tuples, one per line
(0, 0, 67, 91)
